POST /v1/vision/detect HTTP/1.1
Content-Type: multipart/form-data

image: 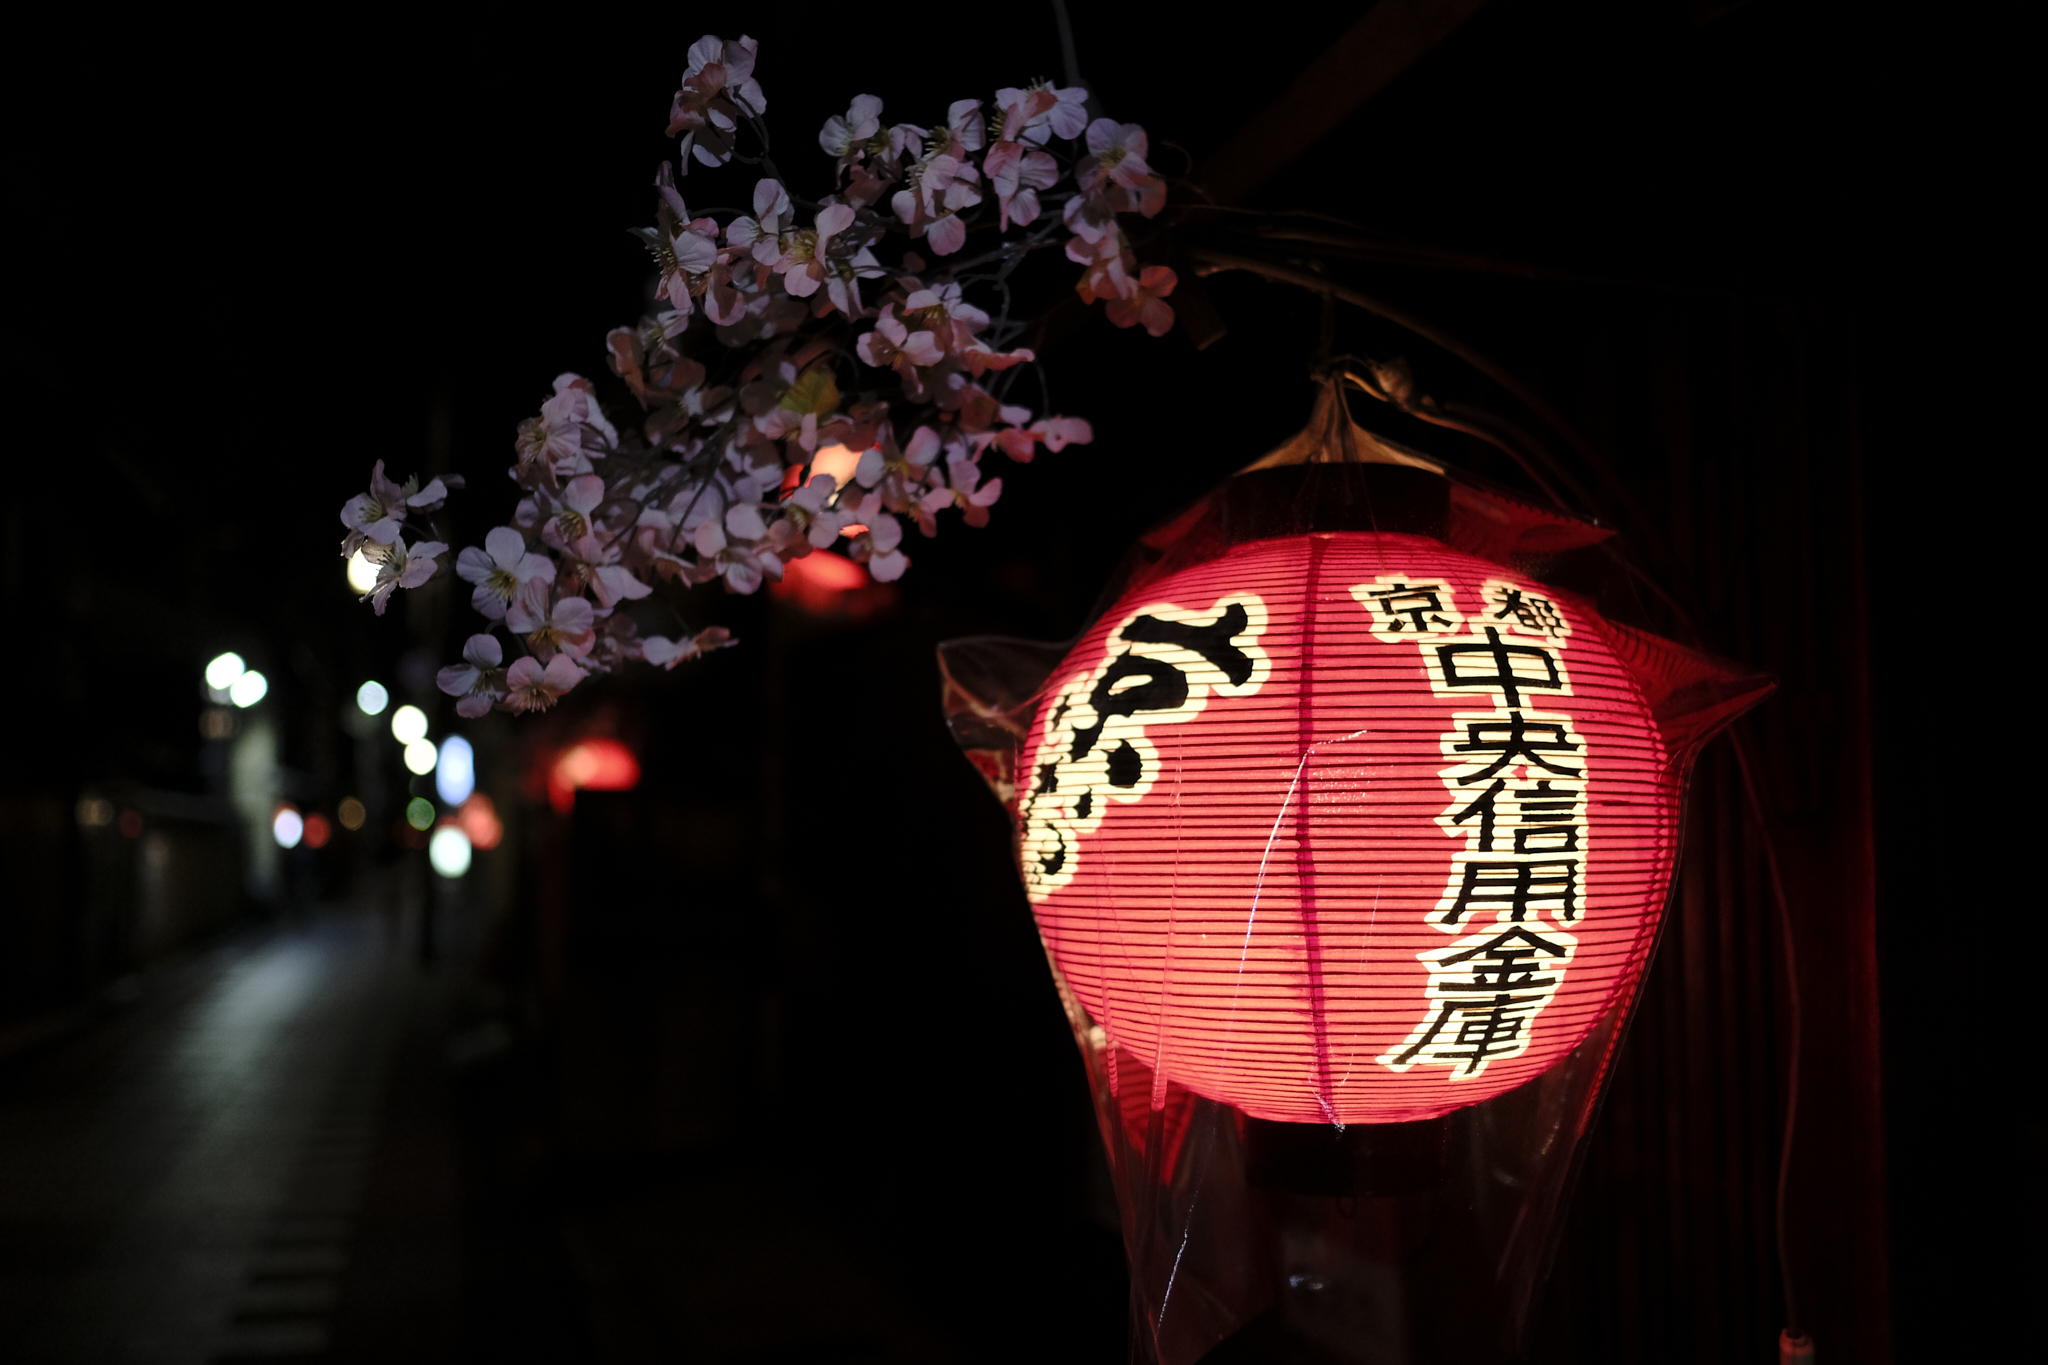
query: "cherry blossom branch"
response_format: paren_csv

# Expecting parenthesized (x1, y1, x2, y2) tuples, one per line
(335, 34, 1183, 717)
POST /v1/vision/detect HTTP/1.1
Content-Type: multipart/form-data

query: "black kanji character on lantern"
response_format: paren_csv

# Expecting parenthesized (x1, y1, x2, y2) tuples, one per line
(1068, 652, 1184, 764)
(1393, 994, 1544, 1074)
(1450, 713, 1582, 784)
(1510, 779, 1581, 853)
(1434, 627, 1565, 707)
(1439, 859, 1581, 925)
(1120, 604, 1259, 686)
(1435, 923, 1572, 992)
(1490, 586, 1567, 639)
(1364, 581, 1458, 633)
(1450, 779, 1506, 851)
(1066, 607, 1257, 786)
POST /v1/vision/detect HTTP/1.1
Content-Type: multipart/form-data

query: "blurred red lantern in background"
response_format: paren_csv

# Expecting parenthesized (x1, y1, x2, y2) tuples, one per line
(771, 548, 895, 619)
(548, 739, 639, 814)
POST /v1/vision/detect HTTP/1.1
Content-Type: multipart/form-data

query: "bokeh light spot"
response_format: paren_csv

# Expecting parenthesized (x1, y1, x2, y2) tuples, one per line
(205, 653, 246, 690)
(229, 670, 268, 707)
(428, 826, 472, 878)
(347, 549, 379, 593)
(435, 735, 475, 805)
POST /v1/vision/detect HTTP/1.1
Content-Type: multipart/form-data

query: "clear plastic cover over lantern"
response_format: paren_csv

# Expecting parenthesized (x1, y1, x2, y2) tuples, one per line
(938, 388, 1772, 1365)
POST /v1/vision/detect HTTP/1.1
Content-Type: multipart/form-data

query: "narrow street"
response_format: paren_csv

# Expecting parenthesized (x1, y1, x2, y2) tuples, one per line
(0, 900, 1102, 1364)
(0, 903, 520, 1363)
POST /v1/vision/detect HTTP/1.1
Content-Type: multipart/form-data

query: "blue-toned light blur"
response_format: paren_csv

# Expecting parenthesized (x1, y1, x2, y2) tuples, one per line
(391, 704, 428, 744)
(435, 735, 475, 805)
(272, 806, 304, 849)
(229, 670, 268, 708)
(405, 797, 436, 830)
(428, 826, 473, 878)
(356, 680, 390, 716)
(402, 738, 438, 775)
(205, 652, 246, 690)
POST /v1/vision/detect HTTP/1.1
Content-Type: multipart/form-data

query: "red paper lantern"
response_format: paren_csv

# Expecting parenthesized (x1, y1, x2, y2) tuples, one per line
(547, 738, 640, 813)
(1017, 532, 1679, 1126)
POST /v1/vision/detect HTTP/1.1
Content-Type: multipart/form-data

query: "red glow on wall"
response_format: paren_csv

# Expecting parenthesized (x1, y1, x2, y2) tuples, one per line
(302, 813, 332, 849)
(548, 739, 640, 813)
(1017, 533, 1682, 1126)
(455, 793, 504, 849)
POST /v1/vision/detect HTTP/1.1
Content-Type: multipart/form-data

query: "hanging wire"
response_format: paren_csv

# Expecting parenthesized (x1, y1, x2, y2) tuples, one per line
(1731, 728, 1807, 1352)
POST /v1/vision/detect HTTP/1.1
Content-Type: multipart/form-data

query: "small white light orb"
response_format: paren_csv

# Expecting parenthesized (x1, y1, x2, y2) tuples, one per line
(403, 738, 439, 775)
(347, 549, 380, 593)
(429, 826, 473, 878)
(229, 670, 269, 708)
(205, 652, 246, 690)
(435, 735, 475, 806)
(390, 704, 428, 744)
(405, 797, 436, 830)
(356, 680, 390, 716)
(272, 807, 304, 849)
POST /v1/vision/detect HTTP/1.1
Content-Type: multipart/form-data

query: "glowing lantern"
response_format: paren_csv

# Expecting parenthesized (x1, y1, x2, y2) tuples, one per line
(548, 738, 640, 813)
(942, 407, 1769, 1153)
(772, 548, 893, 619)
(1018, 532, 1685, 1124)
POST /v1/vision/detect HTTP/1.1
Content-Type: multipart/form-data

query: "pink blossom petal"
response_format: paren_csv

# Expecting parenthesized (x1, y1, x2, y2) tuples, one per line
(456, 546, 497, 586)
(463, 633, 504, 669)
(924, 213, 965, 256)
(552, 597, 596, 634)
(484, 526, 526, 569)
(564, 475, 605, 515)
(436, 664, 480, 697)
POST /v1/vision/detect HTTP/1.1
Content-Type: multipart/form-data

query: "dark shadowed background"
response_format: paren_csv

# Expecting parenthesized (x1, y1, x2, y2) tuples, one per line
(3, 1, 2025, 1361)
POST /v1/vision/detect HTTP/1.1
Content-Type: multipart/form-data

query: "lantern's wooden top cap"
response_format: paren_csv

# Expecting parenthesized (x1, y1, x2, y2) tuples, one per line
(1237, 380, 1445, 476)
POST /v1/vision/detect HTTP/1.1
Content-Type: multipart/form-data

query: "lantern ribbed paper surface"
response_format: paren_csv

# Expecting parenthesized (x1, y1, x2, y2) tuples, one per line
(1016, 532, 1677, 1125)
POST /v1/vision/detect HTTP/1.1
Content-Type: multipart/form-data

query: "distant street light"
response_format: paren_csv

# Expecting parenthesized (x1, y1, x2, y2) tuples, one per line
(228, 670, 268, 708)
(205, 652, 246, 691)
(435, 736, 475, 805)
(356, 681, 390, 716)
(346, 549, 379, 594)
(403, 738, 439, 775)
(428, 826, 473, 878)
(390, 704, 428, 744)
(272, 806, 304, 849)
